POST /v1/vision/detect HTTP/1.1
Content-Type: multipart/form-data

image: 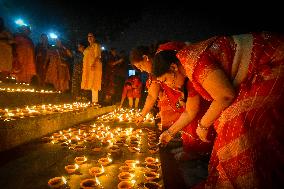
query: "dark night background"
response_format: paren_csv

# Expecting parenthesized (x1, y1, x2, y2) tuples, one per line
(0, 0, 283, 52)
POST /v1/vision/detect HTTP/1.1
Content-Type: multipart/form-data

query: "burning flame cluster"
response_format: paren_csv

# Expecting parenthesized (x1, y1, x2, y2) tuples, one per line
(97, 108, 155, 123)
(0, 102, 91, 121)
(47, 108, 162, 188)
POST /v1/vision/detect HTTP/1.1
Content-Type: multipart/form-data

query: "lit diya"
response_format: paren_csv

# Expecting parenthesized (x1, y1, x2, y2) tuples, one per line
(98, 157, 112, 166)
(145, 157, 161, 166)
(144, 181, 162, 189)
(48, 176, 67, 188)
(74, 156, 87, 164)
(109, 145, 121, 153)
(145, 163, 160, 172)
(118, 172, 134, 181)
(117, 180, 135, 189)
(119, 166, 135, 173)
(148, 136, 157, 141)
(148, 146, 159, 154)
(92, 146, 102, 152)
(115, 140, 124, 146)
(147, 142, 157, 148)
(125, 160, 139, 167)
(89, 166, 105, 176)
(80, 178, 99, 189)
(73, 145, 85, 151)
(144, 171, 160, 181)
(130, 140, 139, 145)
(130, 136, 138, 141)
(65, 164, 79, 174)
(128, 146, 140, 153)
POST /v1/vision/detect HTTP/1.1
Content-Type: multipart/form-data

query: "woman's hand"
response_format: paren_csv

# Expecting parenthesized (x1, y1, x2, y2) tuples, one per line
(159, 130, 173, 146)
(196, 126, 210, 143)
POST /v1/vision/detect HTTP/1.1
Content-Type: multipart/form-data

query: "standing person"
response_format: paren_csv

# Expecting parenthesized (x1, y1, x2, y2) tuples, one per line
(45, 39, 72, 92)
(71, 42, 85, 100)
(12, 25, 36, 83)
(0, 17, 14, 79)
(154, 32, 284, 188)
(81, 32, 102, 105)
(35, 33, 50, 86)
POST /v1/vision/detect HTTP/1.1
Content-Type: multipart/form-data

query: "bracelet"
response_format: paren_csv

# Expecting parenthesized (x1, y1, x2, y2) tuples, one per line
(165, 129, 174, 138)
(198, 120, 209, 130)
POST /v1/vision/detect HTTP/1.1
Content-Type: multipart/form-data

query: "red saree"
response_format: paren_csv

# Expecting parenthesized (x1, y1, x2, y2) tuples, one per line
(177, 33, 284, 188)
(159, 81, 214, 154)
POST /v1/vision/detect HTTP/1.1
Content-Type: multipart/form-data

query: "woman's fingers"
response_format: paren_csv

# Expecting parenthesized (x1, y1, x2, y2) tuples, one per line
(196, 127, 210, 143)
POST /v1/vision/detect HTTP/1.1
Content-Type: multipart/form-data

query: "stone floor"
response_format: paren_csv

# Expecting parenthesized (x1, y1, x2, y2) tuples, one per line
(0, 123, 209, 189)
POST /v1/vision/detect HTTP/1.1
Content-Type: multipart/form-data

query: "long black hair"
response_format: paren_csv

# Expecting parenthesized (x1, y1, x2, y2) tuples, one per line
(153, 50, 179, 77)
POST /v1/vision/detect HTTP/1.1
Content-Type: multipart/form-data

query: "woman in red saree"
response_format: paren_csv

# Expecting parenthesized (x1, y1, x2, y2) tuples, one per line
(159, 80, 214, 158)
(154, 32, 284, 188)
(130, 41, 186, 126)
(130, 41, 214, 159)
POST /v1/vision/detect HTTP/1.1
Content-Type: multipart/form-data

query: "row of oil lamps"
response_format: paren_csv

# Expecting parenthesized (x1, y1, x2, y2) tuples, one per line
(46, 113, 161, 188)
(0, 102, 92, 121)
(97, 108, 155, 123)
(0, 76, 60, 93)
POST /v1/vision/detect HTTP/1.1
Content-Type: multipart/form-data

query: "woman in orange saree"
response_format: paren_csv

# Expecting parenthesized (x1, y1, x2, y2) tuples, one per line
(154, 32, 284, 188)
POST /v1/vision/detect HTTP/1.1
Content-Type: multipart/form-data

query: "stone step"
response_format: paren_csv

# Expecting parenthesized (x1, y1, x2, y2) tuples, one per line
(0, 105, 116, 152)
(0, 80, 76, 108)
(0, 91, 74, 109)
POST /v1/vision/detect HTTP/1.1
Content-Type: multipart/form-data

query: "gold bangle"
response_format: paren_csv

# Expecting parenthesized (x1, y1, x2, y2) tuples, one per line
(198, 120, 209, 130)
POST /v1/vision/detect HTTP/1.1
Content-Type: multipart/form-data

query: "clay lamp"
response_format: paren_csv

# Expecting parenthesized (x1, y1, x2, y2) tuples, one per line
(117, 180, 136, 189)
(48, 176, 67, 188)
(145, 157, 160, 166)
(148, 136, 157, 141)
(145, 157, 156, 165)
(144, 181, 162, 189)
(148, 146, 159, 154)
(89, 166, 105, 176)
(74, 145, 85, 151)
(147, 142, 157, 148)
(144, 171, 160, 182)
(125, 160, 139, 168)
(98, 157, 112, 166)
(80, 178, 100, 189)
(92, 146, 102, 152)
(65, 164, 79, 174)
(115, 140, 124, 146)
(109, 145, 120, 153)
(74, 156, 87, 165)
(128, 146, 140, 153)
(145, 163, 160, 172)
(118, 172, 134, 181)
(119, 166, 135, 173)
